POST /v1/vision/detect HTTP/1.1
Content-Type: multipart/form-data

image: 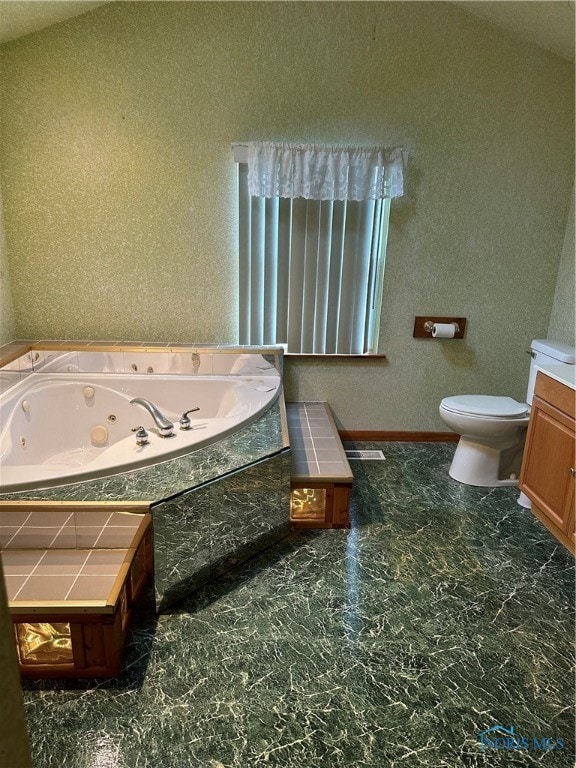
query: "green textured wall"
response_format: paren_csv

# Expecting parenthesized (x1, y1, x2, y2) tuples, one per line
(1, 2, 574, 429)
(548, 186, 575, 347)
(0, 193, 16, 344)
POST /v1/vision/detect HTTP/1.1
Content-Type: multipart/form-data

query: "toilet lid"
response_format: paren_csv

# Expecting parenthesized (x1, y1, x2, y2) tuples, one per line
(441, 395, 529, 418)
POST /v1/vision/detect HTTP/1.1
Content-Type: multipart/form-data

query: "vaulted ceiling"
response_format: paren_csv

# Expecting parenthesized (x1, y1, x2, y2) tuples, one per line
(452, 1, 574, 62)
(0, 1, 108, 45)
(0, 1, 574, 62)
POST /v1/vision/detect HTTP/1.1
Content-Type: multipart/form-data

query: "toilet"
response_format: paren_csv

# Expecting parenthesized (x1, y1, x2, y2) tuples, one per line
(439, 339, 576, 487)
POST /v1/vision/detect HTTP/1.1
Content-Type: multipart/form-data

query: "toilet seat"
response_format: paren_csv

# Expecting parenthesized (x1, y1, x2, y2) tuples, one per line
(441, 395, 529, 418)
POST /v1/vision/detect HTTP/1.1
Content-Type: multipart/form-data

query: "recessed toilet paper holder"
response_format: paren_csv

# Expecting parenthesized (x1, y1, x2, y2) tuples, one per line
(413, 316, 466, 339)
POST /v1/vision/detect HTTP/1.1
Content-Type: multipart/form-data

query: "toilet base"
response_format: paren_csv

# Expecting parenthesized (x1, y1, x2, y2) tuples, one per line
(448, 436, 524, 488)
(517, 491, 532, 509)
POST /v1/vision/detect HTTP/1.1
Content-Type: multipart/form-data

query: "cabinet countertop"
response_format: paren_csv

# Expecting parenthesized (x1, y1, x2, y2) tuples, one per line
(536, 363, 576, 392)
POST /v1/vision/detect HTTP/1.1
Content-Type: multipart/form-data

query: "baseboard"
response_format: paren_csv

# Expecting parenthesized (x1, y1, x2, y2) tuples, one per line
(338, 430, 460, 442)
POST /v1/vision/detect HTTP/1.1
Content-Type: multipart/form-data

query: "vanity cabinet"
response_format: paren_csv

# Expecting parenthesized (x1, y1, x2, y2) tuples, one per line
(520, 372, 575, 554)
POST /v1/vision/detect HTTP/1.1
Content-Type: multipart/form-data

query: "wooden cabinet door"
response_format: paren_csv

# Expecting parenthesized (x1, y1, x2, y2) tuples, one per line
(520, 396, 575, 533)
(565, 478, 576, 548)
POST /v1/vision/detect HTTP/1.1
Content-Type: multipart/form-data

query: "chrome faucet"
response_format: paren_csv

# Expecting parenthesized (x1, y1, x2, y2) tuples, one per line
(130, 398, 174, 437)
(131, 425, 149, 446)
(179, 407, 200, 430)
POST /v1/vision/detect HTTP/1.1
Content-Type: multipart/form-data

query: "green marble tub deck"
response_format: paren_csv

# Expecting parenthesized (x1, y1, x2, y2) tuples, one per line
(21, 442, 575, 767)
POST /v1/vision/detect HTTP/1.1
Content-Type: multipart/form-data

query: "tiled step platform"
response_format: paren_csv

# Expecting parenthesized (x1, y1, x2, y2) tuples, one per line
(0, 503, 153, 678)
(286, 402, 353, 529)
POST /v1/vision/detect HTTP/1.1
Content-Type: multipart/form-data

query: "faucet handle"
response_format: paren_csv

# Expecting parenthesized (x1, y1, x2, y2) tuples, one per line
(131, 426, 149, 445)
(179, 407, 200, 430)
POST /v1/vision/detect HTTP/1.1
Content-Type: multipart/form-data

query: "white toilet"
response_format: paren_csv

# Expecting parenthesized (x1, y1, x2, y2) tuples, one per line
(439, 339, 576, 487)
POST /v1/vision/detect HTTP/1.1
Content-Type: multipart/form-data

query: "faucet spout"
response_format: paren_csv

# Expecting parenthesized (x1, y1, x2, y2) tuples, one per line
(130, 398, 174, 437)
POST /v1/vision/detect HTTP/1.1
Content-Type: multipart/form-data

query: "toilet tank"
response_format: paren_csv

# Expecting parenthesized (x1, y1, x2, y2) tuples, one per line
(526, 339, 576, 405)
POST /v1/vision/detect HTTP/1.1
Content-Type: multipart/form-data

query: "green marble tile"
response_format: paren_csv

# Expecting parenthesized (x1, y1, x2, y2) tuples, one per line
(21, 443, 575, 767)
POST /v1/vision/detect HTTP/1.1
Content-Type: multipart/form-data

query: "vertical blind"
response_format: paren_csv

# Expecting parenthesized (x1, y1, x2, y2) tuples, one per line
(238, 162, 391, 355)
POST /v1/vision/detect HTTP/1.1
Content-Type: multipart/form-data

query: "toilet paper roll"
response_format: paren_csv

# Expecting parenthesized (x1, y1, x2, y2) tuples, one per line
(432, 322, 456, 339)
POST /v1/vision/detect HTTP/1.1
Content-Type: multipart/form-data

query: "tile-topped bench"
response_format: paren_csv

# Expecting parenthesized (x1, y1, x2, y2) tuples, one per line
(286, 402, 353, 529)
(0, 504, 153, 678)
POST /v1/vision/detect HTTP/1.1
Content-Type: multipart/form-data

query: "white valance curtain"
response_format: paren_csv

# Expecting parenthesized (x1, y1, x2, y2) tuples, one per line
(247, 142, 404, 201)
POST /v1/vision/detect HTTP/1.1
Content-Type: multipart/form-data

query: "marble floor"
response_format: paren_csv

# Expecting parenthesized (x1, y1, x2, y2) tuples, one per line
(21, 442, 575, 767)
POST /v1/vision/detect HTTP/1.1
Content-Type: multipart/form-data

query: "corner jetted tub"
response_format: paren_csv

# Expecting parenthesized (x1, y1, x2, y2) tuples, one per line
(0, 373, 280, 493)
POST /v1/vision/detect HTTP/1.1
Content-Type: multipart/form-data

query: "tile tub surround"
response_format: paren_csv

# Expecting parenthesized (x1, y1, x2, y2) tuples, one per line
(288, 402, 352, 481)
(19, 443, 575, 767)
(0, 346, 292, 612)
(3, 508, 153, 678)
(0, 345, 288, 505)
(1, 507, 150, 606)
(0, 506, 149, 551)
(287, 402, 353, 529)
(4, 547, 136, 604)
(0, 375, 292, 611)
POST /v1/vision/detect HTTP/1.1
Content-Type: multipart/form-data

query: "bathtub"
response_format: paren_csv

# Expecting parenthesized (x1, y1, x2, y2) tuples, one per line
(38, 350, 280, 376)
(0, 372, 280, 493)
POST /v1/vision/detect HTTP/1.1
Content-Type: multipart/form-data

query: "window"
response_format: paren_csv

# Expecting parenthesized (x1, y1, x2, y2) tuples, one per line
(234, 143, 404, 355)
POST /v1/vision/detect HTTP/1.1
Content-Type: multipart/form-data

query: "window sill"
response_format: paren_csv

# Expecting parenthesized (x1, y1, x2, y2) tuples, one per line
(284, 353, 387, 361)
